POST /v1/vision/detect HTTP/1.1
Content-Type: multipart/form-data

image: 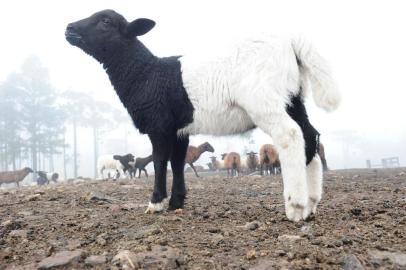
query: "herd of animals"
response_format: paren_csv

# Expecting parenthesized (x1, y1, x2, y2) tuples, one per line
(0, 142, 328, 187)
(0, 167, 59, 187)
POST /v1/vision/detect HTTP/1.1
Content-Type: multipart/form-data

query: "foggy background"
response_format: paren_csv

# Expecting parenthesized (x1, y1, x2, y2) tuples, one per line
(1, 0, 405, 180)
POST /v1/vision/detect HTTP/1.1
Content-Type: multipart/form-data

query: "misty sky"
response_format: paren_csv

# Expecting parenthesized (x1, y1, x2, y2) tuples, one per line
(1, 0, 405, 176)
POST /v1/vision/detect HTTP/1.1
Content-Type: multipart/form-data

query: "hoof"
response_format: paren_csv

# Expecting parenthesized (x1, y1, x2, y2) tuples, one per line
(308, 197, 320, 214)
(174, 208, 184, 214)
(286, 202, 309, 222)
(144, 201, 165, 214)
(168, 195, 185, 211)
(285, 194, 310, 222)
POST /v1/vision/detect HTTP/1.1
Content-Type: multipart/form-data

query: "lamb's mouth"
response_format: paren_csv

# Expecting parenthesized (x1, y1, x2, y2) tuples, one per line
(65, 30, 83, 45)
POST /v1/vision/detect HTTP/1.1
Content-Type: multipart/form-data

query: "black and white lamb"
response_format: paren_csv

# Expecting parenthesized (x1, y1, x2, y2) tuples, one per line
(129, 155, 153, 179)
(97, 153, 135, 179)
(66, 10, 340, 222)
(36, 171, 59, 185)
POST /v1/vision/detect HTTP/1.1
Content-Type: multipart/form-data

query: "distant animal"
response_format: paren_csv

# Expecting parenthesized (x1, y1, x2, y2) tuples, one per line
(36, 171, 59, 185)
(129, 155, 153, 178)
(244, 151, 259, 173)
(114, 169, 121, 180)
(0, 167, 34, 187)
(318, 143, 328, 171)
(97, 154, 135, 179)
(185, 142, 214, 177)
(66, 10, 340, 221)
(223, 152, 241, 177)
(209, 156, 225, 172)
(259, 144, 280, 175)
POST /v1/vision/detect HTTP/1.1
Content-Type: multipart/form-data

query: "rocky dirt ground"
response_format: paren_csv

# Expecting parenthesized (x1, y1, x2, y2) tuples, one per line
(0, 168, 405, 269)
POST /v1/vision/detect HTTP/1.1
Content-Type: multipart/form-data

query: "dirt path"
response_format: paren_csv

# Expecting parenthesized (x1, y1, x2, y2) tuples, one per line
(1, 169, 405, 269)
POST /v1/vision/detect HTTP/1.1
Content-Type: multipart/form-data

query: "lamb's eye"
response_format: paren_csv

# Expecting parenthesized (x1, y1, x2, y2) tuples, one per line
(102, 18, 111, 25)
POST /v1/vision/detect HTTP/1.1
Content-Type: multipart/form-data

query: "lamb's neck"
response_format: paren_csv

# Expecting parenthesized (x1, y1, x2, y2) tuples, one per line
(145, 155, 153, 164)
(197, 145, 207, 157)
(103, 40, 158, 100)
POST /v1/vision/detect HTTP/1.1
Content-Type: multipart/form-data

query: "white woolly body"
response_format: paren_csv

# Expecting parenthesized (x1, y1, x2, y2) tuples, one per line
(174, 35, 340, 221)
(97, 155, 124, 178)
(179, 35, 340, 136)
(179, 36, 300, 136)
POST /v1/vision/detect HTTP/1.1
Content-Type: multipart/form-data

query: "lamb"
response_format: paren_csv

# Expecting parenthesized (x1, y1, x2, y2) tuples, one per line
(318, 143, 328, 171)
(244, 151, 259, 174)
(259, 144, 280, 175)
(209, 156, 225, 171)
(129, 155, 153, 178)
(97, 154, 135, 179)
(185, 142, 214, 177)
(66, 10, 340, 221)
(36, 171, 59, 185)
(0, 167, 34, 187)
(223, 152, 241, 177)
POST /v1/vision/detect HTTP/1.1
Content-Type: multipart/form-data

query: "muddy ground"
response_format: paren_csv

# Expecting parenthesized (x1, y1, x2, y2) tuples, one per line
(0, 168, 405, 269)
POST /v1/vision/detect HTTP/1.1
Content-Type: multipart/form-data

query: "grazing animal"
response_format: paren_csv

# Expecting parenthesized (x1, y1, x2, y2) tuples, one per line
(36, 171, 59, 185)
(129, 155, 153, 178)
(66, 10, 340, 221)
(209, 156, 225, 171)
(318, 143, 328, 171)
(97, 154, 135, 179)
(0, 167, 34, 187)
(259, 144, 280, 175)
(245, 151, 259, 173)
(185, 142, 214, 177)
(223, 152, 241, 177)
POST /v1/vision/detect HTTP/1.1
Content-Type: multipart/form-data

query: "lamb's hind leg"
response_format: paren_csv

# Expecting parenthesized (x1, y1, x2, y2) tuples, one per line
(287, 93, 322, 216)
(256, 114, 309, 222)
(306, 154, 323, 214)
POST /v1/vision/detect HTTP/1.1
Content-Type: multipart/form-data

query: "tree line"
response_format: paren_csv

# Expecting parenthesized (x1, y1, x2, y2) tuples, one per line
(0, 56, 124, 179)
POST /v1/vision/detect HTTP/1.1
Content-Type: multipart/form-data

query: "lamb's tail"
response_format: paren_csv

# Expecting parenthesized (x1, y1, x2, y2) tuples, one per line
(291, 37, 341, 112)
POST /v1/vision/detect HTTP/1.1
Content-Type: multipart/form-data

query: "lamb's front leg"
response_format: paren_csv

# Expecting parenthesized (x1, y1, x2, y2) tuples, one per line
(145, 134, 172, 214)
(168, 135, 189, 210)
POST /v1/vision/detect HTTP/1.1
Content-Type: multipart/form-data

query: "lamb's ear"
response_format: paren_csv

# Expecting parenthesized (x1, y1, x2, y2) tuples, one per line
(126, 18, 155, 37)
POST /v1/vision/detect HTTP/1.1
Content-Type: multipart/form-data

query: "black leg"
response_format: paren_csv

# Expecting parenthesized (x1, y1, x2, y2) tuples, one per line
(149, 133, 173, 204)
(144, 169, 148, 178)
(138, 168, 141, 178)
(168, 135, 189, 210)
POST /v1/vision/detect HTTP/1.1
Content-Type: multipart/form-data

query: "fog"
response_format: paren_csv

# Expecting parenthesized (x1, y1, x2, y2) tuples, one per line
(1, 0, 405, 179)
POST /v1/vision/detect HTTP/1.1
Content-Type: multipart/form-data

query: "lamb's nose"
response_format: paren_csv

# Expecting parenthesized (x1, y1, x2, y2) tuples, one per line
(66, 23, 75, 32)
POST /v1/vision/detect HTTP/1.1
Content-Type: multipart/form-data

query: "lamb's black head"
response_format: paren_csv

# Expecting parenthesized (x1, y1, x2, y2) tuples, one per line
(125, 153, 135, 162)
(65, 9, 155, 62)
(202, 142, 215, 153)
(246, 151, 257, 158)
